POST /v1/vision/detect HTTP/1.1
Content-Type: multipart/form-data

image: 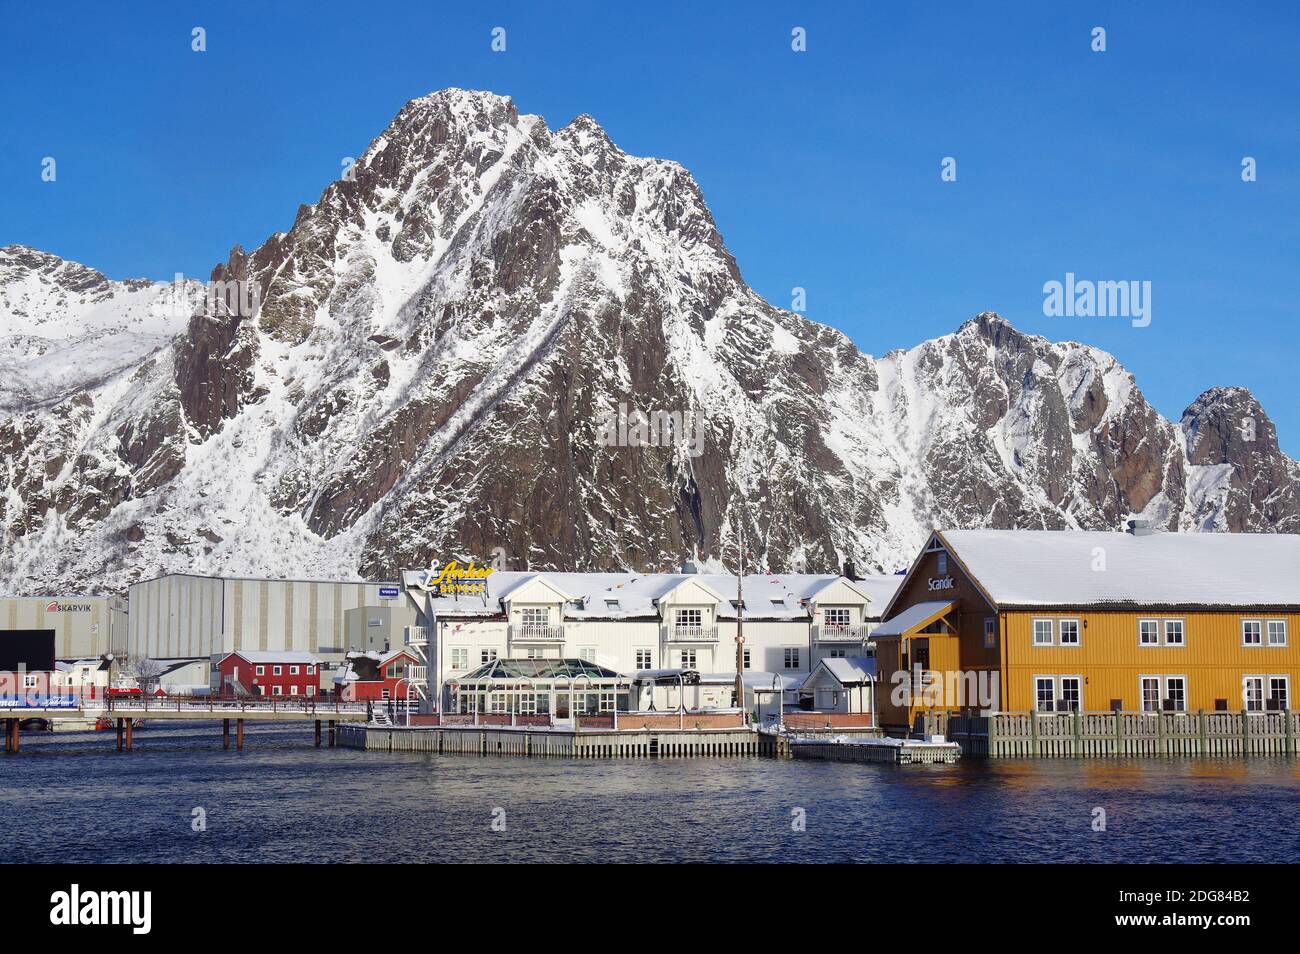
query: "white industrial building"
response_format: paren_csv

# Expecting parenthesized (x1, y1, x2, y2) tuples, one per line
(126, 572, 416, 667)
(400, 568, 901, 712)
(0, 595, 127, 660)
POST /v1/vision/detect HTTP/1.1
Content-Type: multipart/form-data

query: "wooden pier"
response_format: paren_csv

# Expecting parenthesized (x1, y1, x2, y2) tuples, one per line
(940, 710, 1300, 758)
(788, 736, 960, 764)
(339, 724, 760, 758)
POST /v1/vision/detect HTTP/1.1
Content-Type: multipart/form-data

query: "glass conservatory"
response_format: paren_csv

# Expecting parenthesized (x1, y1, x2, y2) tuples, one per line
(447, 658, 632, 718)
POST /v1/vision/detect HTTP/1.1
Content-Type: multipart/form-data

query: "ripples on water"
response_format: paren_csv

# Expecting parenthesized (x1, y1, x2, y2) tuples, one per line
(1, 723, 1297, 863)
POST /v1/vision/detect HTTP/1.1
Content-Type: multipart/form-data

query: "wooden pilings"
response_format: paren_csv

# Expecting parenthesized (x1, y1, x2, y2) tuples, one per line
(235, 719, 244, 750)
(116, 718, 124, 752)
(946, 709, 1300, 758)
(328, 720, 336, 748)
(315, 720, 322, 747)
(223, 718, 230, 750)
(338, 724, 762, 758)
(4, 719, 19, 753)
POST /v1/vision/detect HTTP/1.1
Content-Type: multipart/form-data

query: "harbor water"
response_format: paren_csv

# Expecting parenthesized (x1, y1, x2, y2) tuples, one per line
(1, 722, 1297, 863)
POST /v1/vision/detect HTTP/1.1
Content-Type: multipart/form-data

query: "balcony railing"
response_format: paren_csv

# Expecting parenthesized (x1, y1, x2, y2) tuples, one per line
(508, 624, 566, 642)
(409, 665, 427, 682)
(813, 623, 870, 642)
(662, 625, 719, 642)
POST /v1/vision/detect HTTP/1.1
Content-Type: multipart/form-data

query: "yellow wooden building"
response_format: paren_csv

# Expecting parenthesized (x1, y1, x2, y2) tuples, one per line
(873, 524, 1300, 731)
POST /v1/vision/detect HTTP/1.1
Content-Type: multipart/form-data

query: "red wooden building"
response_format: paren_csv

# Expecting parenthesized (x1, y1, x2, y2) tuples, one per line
(216, 651, 321, 698)
(334, 648, 419, 703)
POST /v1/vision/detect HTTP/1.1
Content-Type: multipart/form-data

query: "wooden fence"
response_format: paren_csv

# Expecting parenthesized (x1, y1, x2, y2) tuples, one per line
(934, 710, 1300, 758)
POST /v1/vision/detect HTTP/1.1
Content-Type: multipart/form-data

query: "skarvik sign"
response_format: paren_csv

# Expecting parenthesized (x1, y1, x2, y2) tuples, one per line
(927, 577, 955, 592)
(46, 601, 92, 613)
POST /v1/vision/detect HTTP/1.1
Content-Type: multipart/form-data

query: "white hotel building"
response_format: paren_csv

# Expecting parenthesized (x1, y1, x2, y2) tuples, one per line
(399, 568, 900, 711)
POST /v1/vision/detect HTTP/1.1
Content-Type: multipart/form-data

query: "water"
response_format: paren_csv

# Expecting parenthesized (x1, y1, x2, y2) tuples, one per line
(2, 722, 1298, 863)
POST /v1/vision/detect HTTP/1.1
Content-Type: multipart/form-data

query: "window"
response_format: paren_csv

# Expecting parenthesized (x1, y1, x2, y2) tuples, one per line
(24, 674, 38, 689)
(1243, 620, 1263, 646)
(273, 665, 282, 676)
(526, 646, 544, 659)
(783, 648, 800, 670)
(635, 649, 652, 670)
(306, 665, 315, 675)
(521, 607, 549, 631)
(743, 648, 751, 670)
(679, 649, 697, 669)
(579, 647, 596, 663)
(518, 693, 537, 715)
(1033, 619, 1053, 646)
(598, 692, 616, 713)
(256, 665, 266, 675)
(676, 608, 703, 627)
(1163, 620, 1184, 647)
(481, 649, 497, 664)
(450, 648, 468, 670)
(825, 608, 851, 630)
(1140, 676, 1161, 712)
(937, 551, 948, 575)
(1164, 676, 1186, 712)
(1139, 620, 1160, 646)
(1243, 676, 1264, 712)
(1059, 619, 1081, 646)
(272, 685, 283, 696)
(1269, 676, 1289, 710)
(290, 685, 299, 696)
(828, 648, 847, 658)
(1059, 676, 1082, 712)
(1035, 677, 1055, 712)
(983, 618, 997, 649)
(289, 665, 300, 675)
(306, 685, 315, 697)
(1267, 620, 1288, 646)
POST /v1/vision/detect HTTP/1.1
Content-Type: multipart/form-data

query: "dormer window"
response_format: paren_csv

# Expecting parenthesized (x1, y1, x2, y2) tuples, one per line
(605, 599, 620, 610)
(729, 599, 745, 610)
(771, 598, 785, 607)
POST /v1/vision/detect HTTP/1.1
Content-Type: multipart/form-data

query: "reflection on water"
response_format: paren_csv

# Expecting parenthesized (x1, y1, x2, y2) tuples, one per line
(1, 723, 1297, 863)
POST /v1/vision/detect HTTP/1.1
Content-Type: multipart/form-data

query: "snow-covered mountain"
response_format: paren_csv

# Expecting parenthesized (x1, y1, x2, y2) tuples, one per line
(2, 88, 1298, 595)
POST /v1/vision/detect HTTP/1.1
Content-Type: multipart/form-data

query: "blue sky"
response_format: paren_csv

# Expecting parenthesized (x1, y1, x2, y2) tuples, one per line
(3, 1, 1297, 452)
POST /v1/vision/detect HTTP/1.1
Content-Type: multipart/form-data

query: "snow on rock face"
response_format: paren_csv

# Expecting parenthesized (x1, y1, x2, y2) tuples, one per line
(1, 90, 1298, 596)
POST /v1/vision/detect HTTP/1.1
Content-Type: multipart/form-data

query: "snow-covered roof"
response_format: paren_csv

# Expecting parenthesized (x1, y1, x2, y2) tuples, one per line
(814, 656, 876, 685)
(853, 575, 905, 619)
(939, 529, 1300, 609)
(873, 600, 955, 637)
(401, 570, 875, 620)
(225, 650, 321, 664)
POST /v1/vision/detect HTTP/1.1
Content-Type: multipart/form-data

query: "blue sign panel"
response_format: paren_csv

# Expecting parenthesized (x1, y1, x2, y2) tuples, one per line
(379, 586, 400, 598)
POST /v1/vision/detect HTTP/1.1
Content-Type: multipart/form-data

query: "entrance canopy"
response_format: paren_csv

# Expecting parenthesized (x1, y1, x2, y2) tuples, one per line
(454, 658, 624, 682)
(872, 600, 955, 638)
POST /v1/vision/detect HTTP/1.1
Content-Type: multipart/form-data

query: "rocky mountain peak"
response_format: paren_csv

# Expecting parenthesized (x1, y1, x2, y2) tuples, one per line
(1, 91, 1297, 595)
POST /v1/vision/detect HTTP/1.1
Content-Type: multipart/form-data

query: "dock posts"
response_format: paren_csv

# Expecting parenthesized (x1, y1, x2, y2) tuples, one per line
(315, 720, 322, 747)
(116, 718, 124, 752)
(124, 719, 133, 752)
(235, 719, 244, 750)
(328, 720, 336, 747)
(222, 719, 230, 750)
(6, 719, 18, 754)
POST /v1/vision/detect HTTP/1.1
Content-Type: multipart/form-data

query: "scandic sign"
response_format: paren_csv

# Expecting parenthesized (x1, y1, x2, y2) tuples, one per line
(46, 601, 92, 613)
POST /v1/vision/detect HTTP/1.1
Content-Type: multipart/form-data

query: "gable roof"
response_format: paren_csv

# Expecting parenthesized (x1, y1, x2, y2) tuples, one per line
(812, 656, 876, 685)
(939, 529, 1300, 609)
(402, 570, 870, 621)
(224, 650, 320, 664)
(873, 600, 955, 638)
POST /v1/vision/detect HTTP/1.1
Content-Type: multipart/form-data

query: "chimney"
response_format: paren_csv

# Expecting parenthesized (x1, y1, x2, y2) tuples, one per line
(1126, 519, 1154, 537)
(842, 559, 859, 581)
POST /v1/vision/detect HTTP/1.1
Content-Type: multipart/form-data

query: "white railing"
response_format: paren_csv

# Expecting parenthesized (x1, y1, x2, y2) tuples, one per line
(508, 624, 566, 642)
(813, 624, 870, 642)
(662, 625, 719, 642)
(409, 665, 428, 682)
(405, 626, 429, 646)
